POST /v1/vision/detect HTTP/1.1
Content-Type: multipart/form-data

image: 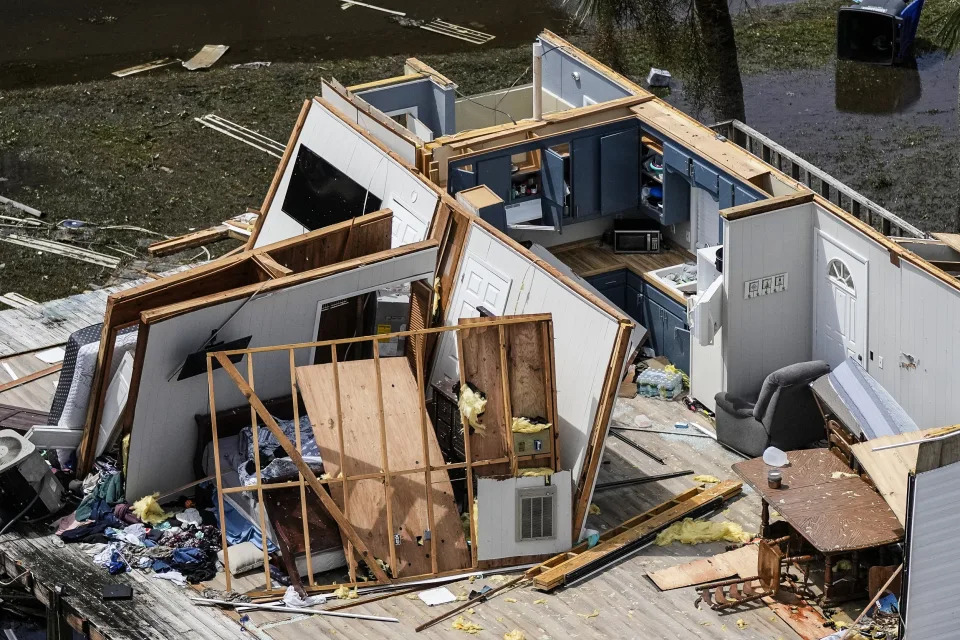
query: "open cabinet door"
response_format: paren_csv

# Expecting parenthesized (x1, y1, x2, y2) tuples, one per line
(541, 148, 565, 232)
(449, 166, 476, 195)
(690, 275, 722, 346)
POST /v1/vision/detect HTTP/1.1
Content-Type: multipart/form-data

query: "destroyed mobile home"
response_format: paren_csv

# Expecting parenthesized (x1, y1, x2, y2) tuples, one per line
(1, 31, 959, 640)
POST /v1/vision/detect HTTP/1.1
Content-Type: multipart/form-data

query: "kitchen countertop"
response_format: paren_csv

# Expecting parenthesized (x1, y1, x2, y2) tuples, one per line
(549, 237, 695, 305)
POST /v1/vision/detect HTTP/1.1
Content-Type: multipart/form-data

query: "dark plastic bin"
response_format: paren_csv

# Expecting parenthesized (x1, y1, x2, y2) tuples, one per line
(837, 0, 925, 65)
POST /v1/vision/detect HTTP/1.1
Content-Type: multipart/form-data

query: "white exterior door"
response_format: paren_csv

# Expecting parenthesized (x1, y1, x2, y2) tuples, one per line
(814, 231, 868, 368)
(432, 256, 512, 386)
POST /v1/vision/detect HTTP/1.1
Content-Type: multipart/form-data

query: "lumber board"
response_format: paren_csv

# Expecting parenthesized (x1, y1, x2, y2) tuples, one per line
(851, 433, 921, 525)
(932, 232, 960, 255)
(648, 544, 759, 591)
(0, 362, 63, 393)
(295, 357, 470, 577)
(147, 226, 231, 256)
(456, 321, 513, 477)
(213, 353, 391, 584)
(530, 481, 742, 590)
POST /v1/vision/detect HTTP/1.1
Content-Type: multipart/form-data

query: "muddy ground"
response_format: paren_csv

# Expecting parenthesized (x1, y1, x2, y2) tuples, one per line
(0, 0, 957, 301)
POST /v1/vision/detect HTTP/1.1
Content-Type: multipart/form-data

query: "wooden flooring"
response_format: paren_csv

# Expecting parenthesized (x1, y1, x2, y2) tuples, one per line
(0, 392, 811, 639)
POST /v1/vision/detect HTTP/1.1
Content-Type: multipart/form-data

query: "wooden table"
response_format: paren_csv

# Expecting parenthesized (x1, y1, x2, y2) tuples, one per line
(733, 449, 903, 603)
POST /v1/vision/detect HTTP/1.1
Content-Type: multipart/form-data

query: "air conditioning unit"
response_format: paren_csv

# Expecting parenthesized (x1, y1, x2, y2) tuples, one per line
(0, 429, 65, 522)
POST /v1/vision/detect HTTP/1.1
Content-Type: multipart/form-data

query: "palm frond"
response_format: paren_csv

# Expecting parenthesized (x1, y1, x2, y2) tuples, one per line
(938, 5, 960, 53)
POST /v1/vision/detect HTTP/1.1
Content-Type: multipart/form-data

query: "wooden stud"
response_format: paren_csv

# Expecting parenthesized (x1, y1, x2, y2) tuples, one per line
(290, 348, 314, 585)
(414, 333, 439, 575)
(0, 362, 62, 393)
(213, 353, 391, 584)
(497, 325, 517, 475)
(206, 356, 231, 591)
(371, 343, 399, 578)
(246, 355, 273, 590)
(329, 345, 357, 583)
(455, 330, 479, 568)
(541, 320, 560, 471)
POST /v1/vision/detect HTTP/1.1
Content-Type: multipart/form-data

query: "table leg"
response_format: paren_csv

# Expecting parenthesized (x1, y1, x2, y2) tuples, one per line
(823, 554, 833, 604)
(852, 550, 860, 595)
(761, 500, 770, 538)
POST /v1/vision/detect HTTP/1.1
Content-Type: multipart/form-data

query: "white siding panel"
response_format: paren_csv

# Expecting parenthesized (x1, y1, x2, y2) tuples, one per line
(904, 462, 960, 639)
(811, 205, 960, 429)
(125, 247, 437, 500)
(722, 203, 815, 396)
(476, 471, 573, 561)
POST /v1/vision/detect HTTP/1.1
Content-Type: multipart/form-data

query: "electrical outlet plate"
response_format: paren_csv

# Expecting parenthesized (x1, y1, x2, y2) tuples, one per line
(744, 273, 788, 299)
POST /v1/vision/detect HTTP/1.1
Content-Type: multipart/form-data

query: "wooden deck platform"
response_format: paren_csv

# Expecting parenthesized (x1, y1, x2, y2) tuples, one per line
(0, 353, 809, 639)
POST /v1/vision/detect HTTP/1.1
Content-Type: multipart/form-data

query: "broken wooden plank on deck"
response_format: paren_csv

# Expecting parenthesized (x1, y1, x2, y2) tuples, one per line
(0, 293, 39, 310)
(526, 481, 743, 591)
(0, 195, 42, 217)
(182, 45, 230, 71)
(0, 234, 120, 268)
(112, 58, 180, 78)
(147, 226, 231, 257)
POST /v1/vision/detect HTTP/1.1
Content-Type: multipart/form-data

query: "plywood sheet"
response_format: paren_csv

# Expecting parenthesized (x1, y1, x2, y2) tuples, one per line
(296, 357, 469, 577)
(851, 432, 920, 525)
(456, 322, 512, 476)
(648, 544, 758, 591)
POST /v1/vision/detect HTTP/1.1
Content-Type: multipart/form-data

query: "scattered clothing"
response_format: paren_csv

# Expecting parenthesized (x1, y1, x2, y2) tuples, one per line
(75, 472, 124, 521)
(113, 503, 141, 525)
(176, 508, 202, 527)
(153, 570, 187, 586)
(238, 416, 320, 486)
(283, 585, 326, 608)
(131, 494, 171, 525)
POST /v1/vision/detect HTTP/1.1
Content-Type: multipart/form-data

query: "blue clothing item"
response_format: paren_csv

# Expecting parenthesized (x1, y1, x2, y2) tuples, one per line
(107, 549, 128, 575)
(208, 489, 277, 553)
(152, 559, 172, 573)
(171, 547, 205, 566)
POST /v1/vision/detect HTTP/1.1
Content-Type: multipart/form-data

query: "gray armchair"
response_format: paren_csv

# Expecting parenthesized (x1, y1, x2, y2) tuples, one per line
(714, 360, 831, 458)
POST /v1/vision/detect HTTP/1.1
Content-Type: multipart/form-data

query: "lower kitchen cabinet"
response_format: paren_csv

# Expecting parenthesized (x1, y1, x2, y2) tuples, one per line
(585, 270, 690, 374)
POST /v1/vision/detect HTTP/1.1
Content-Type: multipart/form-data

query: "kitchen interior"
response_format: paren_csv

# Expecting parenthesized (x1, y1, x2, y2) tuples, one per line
(454, 128, 733, 391)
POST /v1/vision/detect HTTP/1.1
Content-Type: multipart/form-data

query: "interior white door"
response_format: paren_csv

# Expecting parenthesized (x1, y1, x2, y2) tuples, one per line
(814, 231, 868, 368)
(432, 256, 512, 386)
(386, 197, 428, 248)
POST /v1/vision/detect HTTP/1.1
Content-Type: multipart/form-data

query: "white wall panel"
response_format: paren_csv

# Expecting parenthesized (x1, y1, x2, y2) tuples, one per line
(433, 225, 621, 483)
(476, 471, 572, 561)
(125, 247, 437, 500)
(255, 99, 435, 248)
(722, 203, 815, 397)
(904, 461, 960, 639)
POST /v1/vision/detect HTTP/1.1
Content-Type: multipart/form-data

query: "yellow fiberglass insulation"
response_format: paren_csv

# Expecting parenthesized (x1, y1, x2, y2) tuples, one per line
(654, 518, 751, 546)
(511, 417, 551, 433)
(451, 616, 483, 634)
(131, 493, 171, 525)
(519, 467, 554, 477)
(458, 384, 487, 434)
(504, 630, 526, 640)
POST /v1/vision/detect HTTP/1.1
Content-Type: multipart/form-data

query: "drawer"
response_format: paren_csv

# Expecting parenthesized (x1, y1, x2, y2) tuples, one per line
(586, 269, 626, 290)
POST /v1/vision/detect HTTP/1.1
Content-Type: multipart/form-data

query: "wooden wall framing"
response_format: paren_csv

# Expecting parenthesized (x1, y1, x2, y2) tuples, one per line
(76, 210, 395, 475)
(208, 314, 559, 595)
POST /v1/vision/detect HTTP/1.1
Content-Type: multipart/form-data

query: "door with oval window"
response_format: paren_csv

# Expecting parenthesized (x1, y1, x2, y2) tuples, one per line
(814, 230, 868, 368)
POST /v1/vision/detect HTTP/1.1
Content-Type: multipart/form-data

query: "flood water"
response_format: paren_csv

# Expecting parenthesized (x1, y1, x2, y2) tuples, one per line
(0, 0, 569, 90)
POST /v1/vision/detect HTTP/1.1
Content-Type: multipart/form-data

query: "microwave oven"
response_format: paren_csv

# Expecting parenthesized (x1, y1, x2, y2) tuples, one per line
(613, 219, 661, 254)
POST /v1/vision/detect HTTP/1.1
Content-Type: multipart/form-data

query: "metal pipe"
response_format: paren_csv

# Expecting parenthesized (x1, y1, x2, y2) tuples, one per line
(594, 470, 693, 490)
(609, 430, 666, 465)
(190, 598, 399, 623)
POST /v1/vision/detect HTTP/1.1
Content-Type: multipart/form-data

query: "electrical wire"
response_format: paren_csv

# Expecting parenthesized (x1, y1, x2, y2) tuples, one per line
(0, 569, 29, 587)
(0, 495, 40, 539)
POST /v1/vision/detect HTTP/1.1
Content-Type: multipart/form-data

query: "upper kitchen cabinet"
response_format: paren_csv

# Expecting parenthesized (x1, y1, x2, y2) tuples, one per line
(599, 128, 639, 215)
(570, 135, 601, 218)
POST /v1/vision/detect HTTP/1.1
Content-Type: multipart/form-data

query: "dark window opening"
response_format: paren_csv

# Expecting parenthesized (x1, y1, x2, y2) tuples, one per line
(282, 145, 382, 230)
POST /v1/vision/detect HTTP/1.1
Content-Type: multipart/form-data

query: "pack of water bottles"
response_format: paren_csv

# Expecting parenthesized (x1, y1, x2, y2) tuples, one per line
(636, 368, 684, 400)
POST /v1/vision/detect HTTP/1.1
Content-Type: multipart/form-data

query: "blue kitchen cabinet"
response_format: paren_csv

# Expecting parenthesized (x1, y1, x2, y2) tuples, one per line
(692, 157, 720, 196)
(476, 156, 512, 203)
(642, 282, 690, 374)
(734, 183, 761, 206)
(599, 128, 639, 214)
(719, 175, 736, 209)
(585, 270, 626, 310)
(571, 135, 601, 218)
(625, 284, 645, 330)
